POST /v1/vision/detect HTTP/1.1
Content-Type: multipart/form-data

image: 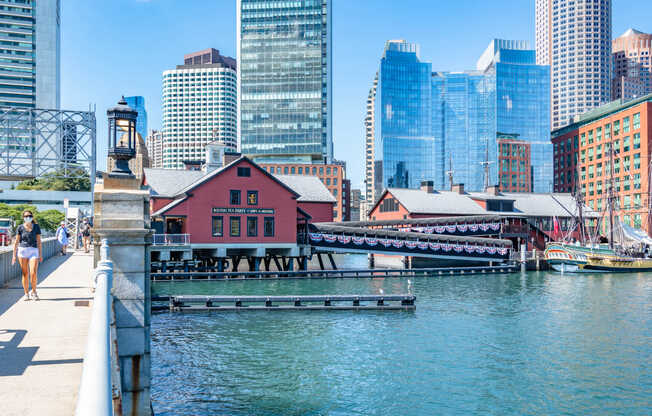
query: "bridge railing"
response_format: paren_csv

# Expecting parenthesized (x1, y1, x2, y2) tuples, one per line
(153, 233, 190, 245)
(75, 239, 114, 416)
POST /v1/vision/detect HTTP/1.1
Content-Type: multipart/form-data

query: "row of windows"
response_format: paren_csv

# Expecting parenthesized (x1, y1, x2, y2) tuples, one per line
(230, 189, 257, 205)
(212, 216, 275, 238)
(379, 197, 399, 213)
(263, 165, 338, 176)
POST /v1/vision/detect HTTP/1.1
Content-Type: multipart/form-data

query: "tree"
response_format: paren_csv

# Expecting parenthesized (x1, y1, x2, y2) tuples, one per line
(16, 167, 91, 192)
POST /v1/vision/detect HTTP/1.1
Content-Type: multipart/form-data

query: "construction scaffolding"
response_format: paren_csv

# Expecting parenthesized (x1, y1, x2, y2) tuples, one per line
(0, 107, 96, 182)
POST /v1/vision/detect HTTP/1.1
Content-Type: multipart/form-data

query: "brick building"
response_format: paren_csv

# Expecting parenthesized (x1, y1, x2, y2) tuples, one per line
(552, 94, 652, 235)
(497, 133, 532, 192)
(258, 162, 348, 221)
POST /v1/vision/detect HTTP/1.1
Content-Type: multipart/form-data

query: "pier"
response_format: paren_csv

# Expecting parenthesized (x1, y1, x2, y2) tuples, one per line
(159, 294, 416, 311)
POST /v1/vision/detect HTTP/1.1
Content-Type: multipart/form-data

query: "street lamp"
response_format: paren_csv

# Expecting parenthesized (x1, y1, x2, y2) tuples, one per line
(107, 96, 138, 176)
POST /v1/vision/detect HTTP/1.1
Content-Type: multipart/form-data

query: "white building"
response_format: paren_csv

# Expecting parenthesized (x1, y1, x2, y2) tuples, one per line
(535, 0, 612, 129)
(0, 0, 60, 109)
(146, 129, 164, 168)
(162, 48, 237, 169)
(364, 73, 378, 207)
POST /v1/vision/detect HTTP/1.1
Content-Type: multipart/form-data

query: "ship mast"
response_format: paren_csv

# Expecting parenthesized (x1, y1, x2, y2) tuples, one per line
(607, 141, 616, 249)
(573, 161, 586, 244)
(446, 154, 454, 190)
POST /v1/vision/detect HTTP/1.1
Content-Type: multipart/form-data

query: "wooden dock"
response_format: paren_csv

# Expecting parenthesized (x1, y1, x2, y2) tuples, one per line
(151, 264, 518, 281)
(154, 294, 416, 312)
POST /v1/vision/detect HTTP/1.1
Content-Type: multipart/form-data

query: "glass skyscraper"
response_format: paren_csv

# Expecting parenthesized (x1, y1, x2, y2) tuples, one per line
(0, 0, 60, 109)
(376, 40, 434, 190)
(237, 0, 332, 163)
(372, 39, 549, 193)
(125, 96, 147, 141)
(478, 39, 551, 192)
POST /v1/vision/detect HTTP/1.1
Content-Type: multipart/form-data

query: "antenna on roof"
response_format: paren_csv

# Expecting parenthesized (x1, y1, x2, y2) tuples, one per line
(479, 139, 494, 190)
(445, 154, 454, 190)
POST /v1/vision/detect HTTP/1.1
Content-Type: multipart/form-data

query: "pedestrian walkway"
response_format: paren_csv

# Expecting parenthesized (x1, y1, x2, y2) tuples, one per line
(0, 251, 93, 416)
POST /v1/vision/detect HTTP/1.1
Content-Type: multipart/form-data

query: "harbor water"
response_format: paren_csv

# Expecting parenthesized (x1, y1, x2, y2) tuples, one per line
(151, 255, 651, 415)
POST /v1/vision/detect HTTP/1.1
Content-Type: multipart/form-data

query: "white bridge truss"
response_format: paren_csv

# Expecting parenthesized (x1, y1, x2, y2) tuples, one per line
(0, 107, 96, 181)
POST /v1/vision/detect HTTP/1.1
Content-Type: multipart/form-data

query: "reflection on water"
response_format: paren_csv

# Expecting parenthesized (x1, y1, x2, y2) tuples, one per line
(152, 255, 652, 416)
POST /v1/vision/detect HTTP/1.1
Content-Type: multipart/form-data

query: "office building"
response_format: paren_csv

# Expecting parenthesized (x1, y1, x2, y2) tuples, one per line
(259, 162, 346, 222)
(552, 94, 652, 235)
(0, 0, 60, 109)
(364, 73, 378, 203)
(162, 48, 237, 169)
(124, 96, 148, 140)
(535, 0, 612, 129)
(612, 29, 652, 101)
(237, 0, 332, 163)
(497, 134, 532, 193)
(477, 39, 552, 192)
(147, 130, 164, 168)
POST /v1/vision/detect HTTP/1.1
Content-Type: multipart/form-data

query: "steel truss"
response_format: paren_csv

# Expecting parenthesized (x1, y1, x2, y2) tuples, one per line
(0, 107, 96, 181)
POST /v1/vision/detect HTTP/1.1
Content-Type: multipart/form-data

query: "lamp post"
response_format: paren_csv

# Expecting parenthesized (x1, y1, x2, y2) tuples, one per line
(107, 96, 138, 177)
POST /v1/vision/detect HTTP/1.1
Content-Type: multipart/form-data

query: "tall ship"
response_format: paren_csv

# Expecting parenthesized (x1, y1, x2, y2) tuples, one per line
(545, 146, 652, 273)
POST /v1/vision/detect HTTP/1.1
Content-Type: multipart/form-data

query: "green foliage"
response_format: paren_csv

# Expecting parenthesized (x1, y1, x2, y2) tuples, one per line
(0, 203, 63, 232)
(16, 167, 91, 192)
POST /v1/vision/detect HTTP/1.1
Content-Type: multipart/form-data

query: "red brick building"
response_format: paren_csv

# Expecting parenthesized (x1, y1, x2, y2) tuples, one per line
(144, 157, 335, 245)
(497, 133, 532, 193)
(552, 94, 652, 235)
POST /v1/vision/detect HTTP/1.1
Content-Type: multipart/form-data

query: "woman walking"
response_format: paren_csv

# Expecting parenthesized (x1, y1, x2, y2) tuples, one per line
(81, 219, 92, 253)
(11, 210, 42, 301)
(56, 221, 68, 256)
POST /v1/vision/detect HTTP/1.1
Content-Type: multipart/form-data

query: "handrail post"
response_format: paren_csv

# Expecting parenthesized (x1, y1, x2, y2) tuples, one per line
(76, 239, 113, 416)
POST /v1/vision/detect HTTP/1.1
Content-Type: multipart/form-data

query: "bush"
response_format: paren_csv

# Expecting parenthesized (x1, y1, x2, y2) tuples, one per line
(16, 167, 91, 192)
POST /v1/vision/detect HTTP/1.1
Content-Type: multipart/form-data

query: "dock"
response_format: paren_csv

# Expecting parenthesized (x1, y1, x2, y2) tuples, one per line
(155, 294, 416, 311)
(151, 264, 519, 281)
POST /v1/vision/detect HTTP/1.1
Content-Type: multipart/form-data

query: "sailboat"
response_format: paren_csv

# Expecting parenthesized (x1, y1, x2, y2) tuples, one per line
(545, 145, 652, 273)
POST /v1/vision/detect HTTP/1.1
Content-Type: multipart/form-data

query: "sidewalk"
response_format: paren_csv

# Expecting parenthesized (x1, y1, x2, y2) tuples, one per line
(0, 251, 93, 416)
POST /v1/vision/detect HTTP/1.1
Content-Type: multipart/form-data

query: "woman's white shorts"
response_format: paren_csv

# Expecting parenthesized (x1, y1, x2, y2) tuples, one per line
(17, 247, 39, 259)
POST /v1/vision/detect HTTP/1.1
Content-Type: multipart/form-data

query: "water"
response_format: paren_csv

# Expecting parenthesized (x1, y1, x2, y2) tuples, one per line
(151, 255, 652, 415)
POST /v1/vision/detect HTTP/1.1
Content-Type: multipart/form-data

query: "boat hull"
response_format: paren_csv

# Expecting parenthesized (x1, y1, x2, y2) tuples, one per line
(544, 243, 652, 273)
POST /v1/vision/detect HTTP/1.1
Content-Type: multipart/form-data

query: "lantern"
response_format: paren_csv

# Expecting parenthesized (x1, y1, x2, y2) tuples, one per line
(107, 96, 138, 176)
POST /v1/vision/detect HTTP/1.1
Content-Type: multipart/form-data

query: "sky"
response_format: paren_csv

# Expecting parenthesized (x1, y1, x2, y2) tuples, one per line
(61, 0, 652, 189)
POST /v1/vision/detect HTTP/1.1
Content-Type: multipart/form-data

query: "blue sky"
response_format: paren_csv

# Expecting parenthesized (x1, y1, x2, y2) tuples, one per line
(61, 0, 652, 188)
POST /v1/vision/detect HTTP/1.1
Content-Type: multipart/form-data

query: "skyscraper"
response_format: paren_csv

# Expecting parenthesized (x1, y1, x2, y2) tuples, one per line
(162, 48, 237, 169)
(237, 0, 332, 163)
(612, 29, 652, 101)
(0, 0, 60, 109)
(364, 73, 378, 204)
(477, 39, 552, 192)
(124, 96, 148, 141)
(535, 0, 612, 129)
(146, 130, 163, 169)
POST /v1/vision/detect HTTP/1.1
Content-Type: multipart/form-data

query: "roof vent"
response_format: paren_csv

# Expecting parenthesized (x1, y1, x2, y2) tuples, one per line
(451, 183, 465, 194)
(485, 185, 501, 196)
(420, 180, 434, 193)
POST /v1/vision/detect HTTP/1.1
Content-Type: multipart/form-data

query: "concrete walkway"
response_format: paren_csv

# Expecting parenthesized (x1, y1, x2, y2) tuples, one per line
(0, 251, 93, 416)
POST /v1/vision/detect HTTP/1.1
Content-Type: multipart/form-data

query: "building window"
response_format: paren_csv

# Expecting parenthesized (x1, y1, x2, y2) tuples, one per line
(264, 217, 274, 237)
(623, 116, 630, 133)
(284, 167, 289, 174)
(633, 112, 640, 130)
(230, 190, 241, 205)
(298, 167, 303, 174)
(326, 167, 331, 175)
(247, 191, 258, 205)
(269, 166, 275, 174)
(319, 167, 324, 175)
(212, 216, 223, 237)
(247, 217, 257, 237)
(230, 217, 240, 237)
(237, 167, 251, 177)
(291, 167, 296, 174)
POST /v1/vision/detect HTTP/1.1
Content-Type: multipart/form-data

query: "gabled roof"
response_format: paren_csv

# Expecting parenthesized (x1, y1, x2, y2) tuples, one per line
(151, 196, 188, 217)
(380, 188, 487, 215)
(143, 168, 205, 197)
(501, 192, 599, 218)
(620, 28, 646, 38)
(274, 174, 337, 203)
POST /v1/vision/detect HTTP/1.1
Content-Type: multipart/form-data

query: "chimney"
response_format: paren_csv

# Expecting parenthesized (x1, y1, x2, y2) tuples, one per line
(223, 151, 242, 166)
(451, 183, 465, 194)
(420, 180, 434, 193)
(485, 185, 500, 196)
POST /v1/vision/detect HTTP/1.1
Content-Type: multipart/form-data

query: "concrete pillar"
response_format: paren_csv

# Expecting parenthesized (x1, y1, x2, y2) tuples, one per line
(93, 174, 153, 416)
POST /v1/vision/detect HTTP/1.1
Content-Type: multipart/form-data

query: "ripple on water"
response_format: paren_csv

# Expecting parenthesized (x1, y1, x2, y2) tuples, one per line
(151, 262, 652, 416)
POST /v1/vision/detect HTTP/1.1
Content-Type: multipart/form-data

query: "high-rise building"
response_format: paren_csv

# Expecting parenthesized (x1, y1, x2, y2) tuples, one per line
(162, 48, 237, 169)
(237, 0, 332, 163)
(552, 93, 652, 235)
(478, 39, 552, 192)
(535, 0, 612, 129)
(497, 134, 532, 193)
(364, 74, 378, 204)
(124, 96, 147, 141)
(612, 29, 652, 101)
(146, 130, 164, 168)
(0, 0, 60, 109)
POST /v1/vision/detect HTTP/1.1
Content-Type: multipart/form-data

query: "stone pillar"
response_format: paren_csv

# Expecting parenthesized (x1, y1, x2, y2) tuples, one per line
(93, 174, 152, 416)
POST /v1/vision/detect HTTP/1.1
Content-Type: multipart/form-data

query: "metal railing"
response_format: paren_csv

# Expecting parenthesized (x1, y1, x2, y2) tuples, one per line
(75, 239, 114, 416)
(152, 233, 190, 245)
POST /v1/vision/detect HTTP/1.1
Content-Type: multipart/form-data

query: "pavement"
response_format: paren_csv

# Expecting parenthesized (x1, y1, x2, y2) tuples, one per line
(0, 251, 94, 416)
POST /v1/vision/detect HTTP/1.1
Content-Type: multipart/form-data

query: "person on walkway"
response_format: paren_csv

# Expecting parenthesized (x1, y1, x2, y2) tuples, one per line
(11, 210, 42, 301)
(81, 218, 92, 253)
(56, 221, 69, 256)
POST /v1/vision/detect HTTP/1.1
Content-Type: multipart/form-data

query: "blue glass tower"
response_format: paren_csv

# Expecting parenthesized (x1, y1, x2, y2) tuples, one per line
(477, 40, 551, 192)
(124, 96, 148, 140)
(375, 40, 434, 189)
